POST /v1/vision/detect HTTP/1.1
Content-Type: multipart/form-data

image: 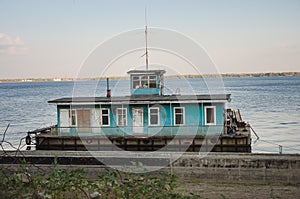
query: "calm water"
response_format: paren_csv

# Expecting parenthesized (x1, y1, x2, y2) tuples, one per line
(0, 76, 299, 153)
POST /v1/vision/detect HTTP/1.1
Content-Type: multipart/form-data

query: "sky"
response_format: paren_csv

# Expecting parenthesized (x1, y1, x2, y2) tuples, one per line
(0, 0, 299, 79)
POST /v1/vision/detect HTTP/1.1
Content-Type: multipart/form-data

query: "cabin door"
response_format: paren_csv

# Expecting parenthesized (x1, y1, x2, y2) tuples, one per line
(132, 108, 143, 134)
(59, 109, 70, 133)
(77, 110, 91, 133)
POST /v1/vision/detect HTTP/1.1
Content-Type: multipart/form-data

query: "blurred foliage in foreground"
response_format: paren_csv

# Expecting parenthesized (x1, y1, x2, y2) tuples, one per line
(0, 159, 201, 199)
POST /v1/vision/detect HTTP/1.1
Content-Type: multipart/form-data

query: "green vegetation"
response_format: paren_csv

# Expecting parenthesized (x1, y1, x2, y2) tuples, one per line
(0, 159, 202, 199)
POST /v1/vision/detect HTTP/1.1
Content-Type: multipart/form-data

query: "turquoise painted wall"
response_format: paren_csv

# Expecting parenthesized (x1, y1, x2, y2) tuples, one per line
(56, 102, 225, 136)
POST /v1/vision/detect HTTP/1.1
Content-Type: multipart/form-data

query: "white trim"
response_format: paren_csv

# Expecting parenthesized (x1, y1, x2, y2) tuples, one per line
(169, 103, 172, 128)
(173, 107, 185, 126)
(52, 99, 228, 106)
(148, 107, 160, 126)
(204, 106, 216, 125)
(100, 108, 110, 126)
(116, 108, 127, 126)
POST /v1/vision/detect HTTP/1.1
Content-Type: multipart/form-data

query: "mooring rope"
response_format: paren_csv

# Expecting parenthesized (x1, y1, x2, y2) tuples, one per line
(250, 125, 300, 154)
(256, 139, 300, 154)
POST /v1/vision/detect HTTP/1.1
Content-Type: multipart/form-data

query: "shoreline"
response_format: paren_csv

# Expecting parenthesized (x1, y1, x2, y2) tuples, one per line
(1, 151, 299, 183)
(0, 71, 299, 83)
(1, 151, 299, 198)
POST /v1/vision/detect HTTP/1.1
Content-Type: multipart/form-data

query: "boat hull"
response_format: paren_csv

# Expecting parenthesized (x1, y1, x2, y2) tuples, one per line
(34, 134, 251, 152)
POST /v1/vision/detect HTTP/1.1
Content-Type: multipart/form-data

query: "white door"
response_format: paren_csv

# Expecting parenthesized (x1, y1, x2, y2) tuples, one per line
(90, 109, 101, 133)
(132, 108, 143, 134)
(59, 109, 70, 133)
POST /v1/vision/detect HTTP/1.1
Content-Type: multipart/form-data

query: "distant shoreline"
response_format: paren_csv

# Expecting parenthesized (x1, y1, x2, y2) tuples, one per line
(0, 72, 299, 83)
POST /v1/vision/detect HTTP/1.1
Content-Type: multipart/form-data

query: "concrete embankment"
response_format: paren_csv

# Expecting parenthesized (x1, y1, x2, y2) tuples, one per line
(0, 151, 299, 183)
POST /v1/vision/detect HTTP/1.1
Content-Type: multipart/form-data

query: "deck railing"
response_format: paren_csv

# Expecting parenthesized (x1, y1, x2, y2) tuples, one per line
(57, 125, 224, 137)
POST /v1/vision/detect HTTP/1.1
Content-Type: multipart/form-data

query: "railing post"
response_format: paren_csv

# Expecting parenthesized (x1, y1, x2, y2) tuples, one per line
(279, 145, 283, 154)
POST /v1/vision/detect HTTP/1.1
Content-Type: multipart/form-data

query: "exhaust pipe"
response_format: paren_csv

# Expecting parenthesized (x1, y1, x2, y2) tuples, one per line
(106, 78, 111, 98)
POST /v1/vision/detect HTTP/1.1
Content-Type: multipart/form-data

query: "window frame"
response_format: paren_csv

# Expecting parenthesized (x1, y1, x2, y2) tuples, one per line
(141, 75, 148, 88)
(132, 75, 157, 89)
(148, 107, 160, 126)
(204, 106, 216, 125)
(70, 109, 77, 126)
(174, 107, 185, 126)
(116, 108, 127, 126)
(100, 108, 110, 126)
(149, 75, 157, 88)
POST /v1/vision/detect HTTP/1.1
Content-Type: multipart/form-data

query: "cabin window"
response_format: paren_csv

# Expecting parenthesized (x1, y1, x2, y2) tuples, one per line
(117, 108, 127, 126)
(205, 106, 216, 125)
(149, 107, 159, 126)
(101, 108, 110, 126)
(174, 107, 185, 125)
(71, 110, 77, 126)
(132, 75, 157, 89)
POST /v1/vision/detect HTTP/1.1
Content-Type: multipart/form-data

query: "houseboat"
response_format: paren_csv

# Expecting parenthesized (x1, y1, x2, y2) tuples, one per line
(26, 25, 251, 152)
(26, 69, 251, 152)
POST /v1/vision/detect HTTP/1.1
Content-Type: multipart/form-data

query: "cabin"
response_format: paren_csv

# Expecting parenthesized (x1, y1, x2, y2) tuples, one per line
(48, 69, 230, 138)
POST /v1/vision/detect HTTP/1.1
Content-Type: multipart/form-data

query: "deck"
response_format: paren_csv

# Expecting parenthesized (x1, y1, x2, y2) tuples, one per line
(29, 133, 251, 152)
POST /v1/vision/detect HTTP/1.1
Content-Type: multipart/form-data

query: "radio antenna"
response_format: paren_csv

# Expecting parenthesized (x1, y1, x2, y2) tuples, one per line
(145, 7, 149, 70)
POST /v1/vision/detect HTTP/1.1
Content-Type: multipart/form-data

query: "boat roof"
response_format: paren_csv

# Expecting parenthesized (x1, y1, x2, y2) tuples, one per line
(127, 69, 166, 75)
(48, 94, 231, 105)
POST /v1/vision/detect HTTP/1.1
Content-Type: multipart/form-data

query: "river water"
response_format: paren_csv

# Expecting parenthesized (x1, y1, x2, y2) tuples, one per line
(0, 76, 299, 153)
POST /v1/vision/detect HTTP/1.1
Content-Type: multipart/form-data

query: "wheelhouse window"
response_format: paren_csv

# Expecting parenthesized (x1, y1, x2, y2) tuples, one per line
(205, 106, 216, 125)
(174, 107, 184, 125)
(132, 75, 157, 89)
(149, 107, 159, 126)
(141, 75, 148, 88)
(149, 76, 157, 88)
(117, 108, 127, 126)
(132, 76, 140, 89)
(101, 108, 110, 126)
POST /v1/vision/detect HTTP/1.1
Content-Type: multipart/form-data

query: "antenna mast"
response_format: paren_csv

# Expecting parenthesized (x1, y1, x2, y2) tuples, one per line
(145, 7, 149, 70)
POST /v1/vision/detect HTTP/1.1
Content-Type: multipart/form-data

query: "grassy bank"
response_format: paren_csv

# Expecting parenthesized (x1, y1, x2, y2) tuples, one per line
(0, 160, 201, 199)
(176, 180, 300, 199)
(1, 159, 299, 199)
